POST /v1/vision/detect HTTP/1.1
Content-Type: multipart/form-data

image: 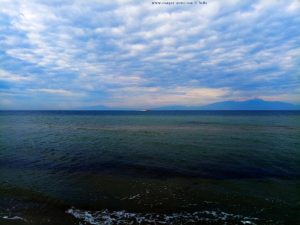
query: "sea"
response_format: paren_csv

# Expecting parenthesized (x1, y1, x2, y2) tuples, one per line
(0, 110, 299, 225)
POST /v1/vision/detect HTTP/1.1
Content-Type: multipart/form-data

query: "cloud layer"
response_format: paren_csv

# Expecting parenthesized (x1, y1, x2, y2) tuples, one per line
(0, 0, 299, 109)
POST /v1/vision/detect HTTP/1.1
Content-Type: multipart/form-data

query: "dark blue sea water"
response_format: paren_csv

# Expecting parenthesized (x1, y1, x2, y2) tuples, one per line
(0, 111, 299, 225)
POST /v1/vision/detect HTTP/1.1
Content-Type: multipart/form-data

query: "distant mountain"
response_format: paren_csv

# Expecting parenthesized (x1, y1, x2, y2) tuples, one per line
(201, 99, 300, 110)
(78, 105, 111, 110)
(77, 105, 133, 110)
(151, 105, 202, 110)
(152, 99, 300, 110)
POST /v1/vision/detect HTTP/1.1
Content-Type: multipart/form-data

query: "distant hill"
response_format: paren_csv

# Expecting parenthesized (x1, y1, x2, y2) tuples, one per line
(77, 105, 132, 110)
(152, 99, 300, 110)
(78, 105, 111, 110)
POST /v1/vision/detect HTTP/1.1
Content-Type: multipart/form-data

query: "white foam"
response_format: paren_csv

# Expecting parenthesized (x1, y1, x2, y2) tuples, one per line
(121, 194, 141, 200)
(2, 215, 27, 222)
(66, 207, 259, 225)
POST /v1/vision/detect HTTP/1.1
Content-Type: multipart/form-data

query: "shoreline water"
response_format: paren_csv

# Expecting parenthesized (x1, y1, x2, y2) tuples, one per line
(1, 111, 299, 224)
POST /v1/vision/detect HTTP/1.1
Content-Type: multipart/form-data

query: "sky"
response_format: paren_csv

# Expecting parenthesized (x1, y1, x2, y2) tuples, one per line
(0, 0, 299, 109)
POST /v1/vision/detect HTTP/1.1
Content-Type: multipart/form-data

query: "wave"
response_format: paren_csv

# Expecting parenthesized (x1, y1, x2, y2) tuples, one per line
(2, 157, 299, 179)
(66, 207, 261, 225)
(2, 215, 27, 222)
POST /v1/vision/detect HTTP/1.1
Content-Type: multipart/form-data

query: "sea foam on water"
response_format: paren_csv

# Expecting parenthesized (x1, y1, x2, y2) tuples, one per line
(66, 207, 260, 225)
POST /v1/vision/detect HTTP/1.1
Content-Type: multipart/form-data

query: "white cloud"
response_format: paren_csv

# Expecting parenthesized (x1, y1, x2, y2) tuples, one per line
(29, 88, 85, 97)
(0, 69, 33, 82)
(105, 86, 230, 107)
(0, 0, 299, 108)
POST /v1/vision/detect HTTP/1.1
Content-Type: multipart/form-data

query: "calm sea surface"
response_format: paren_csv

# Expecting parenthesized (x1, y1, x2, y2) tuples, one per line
(0, 111, 299, 225)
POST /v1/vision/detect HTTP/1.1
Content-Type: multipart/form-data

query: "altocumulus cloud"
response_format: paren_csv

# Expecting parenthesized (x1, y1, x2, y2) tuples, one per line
(0, 0, 299, 109)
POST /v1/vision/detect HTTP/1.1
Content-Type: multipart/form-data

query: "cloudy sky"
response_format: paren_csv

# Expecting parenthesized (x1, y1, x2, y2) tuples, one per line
(0, 0, 299, 109)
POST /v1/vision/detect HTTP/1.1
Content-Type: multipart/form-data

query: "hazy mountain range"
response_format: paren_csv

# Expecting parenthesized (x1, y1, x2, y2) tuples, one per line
(152, 99, 300, 110)
(81, 99, 300, 110)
